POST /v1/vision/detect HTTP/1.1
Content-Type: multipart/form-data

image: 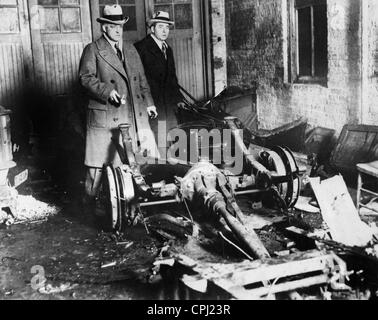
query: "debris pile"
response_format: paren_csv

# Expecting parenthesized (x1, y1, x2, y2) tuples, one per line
(1, 195, 61, 226)
(15, 195, 61, 222)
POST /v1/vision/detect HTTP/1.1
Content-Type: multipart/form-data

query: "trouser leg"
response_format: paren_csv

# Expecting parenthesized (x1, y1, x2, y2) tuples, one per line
(83, 167, 103, 216)
(85, 167, 103, 198)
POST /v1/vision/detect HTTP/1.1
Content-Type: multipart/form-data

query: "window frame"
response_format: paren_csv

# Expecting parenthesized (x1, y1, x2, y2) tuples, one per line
(152, 0, 194, 31)
(38, 0, 82, 34)
(288, 0, 328, 85)
(0, 0, 20, 34)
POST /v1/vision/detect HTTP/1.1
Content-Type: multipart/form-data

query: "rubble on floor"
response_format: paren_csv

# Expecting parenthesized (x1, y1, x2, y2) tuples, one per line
(142, 176, 378, 300)
(15, 195, 61, 222)
(1, 194, 61, 226)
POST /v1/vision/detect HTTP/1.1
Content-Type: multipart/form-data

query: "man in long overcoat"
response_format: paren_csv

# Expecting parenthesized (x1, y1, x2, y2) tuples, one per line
(79, 4, 157, 208)
(134, 11, 185, 152)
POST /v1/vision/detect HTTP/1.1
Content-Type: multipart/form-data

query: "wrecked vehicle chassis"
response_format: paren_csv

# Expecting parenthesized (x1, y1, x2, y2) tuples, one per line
(99, 107, 349, 299)
(102, 116, 301, 249)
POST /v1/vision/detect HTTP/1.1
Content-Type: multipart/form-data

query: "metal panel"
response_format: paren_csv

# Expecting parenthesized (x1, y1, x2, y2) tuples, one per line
(0, 43, 25, 106)
(170, 36, 201, 99)
(41, 42, 84, 95)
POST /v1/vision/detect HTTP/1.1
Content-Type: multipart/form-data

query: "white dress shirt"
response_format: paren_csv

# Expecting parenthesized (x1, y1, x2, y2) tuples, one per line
(151, 34, 168, 52)
(104, 33, 123, 60)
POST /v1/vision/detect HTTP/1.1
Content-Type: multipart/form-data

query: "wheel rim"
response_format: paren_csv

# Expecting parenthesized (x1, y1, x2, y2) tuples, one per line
(264, 147, 300, 209)
(105, 165, 120, 231)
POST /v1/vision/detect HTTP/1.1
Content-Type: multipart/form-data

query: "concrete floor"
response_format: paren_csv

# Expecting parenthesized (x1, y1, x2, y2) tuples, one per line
(0, 205, 167, 300)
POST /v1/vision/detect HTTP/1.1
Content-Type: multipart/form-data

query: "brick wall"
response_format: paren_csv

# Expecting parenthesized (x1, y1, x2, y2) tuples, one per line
(224, 0, 374, 135)
(225, 0, 283, 90)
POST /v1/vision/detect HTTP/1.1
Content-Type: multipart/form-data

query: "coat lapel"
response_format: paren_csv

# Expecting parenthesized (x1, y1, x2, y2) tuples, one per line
(146, 35, 166, 61)
(96, 37, 128, 80)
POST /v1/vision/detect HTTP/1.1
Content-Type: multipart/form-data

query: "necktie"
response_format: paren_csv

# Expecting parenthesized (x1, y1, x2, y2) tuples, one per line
(161, 43, 167, 60)
(115, 42, 123, 62)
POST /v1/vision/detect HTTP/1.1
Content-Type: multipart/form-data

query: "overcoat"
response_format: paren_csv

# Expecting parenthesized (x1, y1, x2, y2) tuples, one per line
(79, 36, 156, 168)
(134, 35, 184, 132)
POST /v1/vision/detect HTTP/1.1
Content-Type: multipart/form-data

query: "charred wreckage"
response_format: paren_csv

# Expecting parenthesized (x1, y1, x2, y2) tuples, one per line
(97, 90, 356, 300)
(1, 89, 376, 300)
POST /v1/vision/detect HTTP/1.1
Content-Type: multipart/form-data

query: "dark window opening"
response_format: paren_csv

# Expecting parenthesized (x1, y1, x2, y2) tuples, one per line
(296, 0, 328, 83)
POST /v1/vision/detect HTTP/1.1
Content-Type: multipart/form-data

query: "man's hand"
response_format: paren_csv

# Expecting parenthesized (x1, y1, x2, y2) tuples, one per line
(177, 102, 186, 109)
(147, 106, 158, 119)
(109, 89, 121, 105)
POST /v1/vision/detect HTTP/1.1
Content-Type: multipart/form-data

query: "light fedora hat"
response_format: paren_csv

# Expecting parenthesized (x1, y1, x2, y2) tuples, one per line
(97, 4, 129, 25)
(147, 11, 175, 27)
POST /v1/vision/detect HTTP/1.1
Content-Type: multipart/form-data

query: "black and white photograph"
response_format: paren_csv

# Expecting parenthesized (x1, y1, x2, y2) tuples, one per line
(0, 0, 378, 304)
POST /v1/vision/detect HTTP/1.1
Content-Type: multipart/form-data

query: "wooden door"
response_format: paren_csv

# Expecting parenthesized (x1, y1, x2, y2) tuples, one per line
(27, 0, 92, 95)
(146, 0, 206, 100)
(0, 0, 33, 107)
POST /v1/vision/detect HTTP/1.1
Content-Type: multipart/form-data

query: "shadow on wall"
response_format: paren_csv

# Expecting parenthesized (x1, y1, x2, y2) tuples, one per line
(10, 86, 86, 197)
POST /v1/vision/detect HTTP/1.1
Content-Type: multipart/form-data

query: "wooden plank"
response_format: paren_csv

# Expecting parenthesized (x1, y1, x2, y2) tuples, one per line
(193, 0, 205, 97)
(61, 43, 68, 92)
(175, 249, 342, 299)
(136, 0, 147, 40)
(90, 0, 101, 41)
(225, 256, 331, 286)
(250, 274, 328, 297)
(81, 0, 93, 44)
(188, 37, 196, 97)
(28, 0, 46, 90)
(45, 44, 53, 94)
(11, 44, 21, 102)
(16, 44, 25, 93)
(182, 250, 330, 283)
(1, 45, 11, 105)
(360, 203, 378, 215)
(216, 274, 328, 299)
(57, 43, 64, 93)
(9, 44, 17, 103)
(67, 43, 74, 92)
(0, 45, 7, 105)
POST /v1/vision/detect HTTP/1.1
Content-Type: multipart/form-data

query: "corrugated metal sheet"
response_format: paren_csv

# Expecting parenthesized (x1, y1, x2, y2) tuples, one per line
(171, 37, 200, 100)
(0, 43, 25, 107)
(42, 42, 84, 95)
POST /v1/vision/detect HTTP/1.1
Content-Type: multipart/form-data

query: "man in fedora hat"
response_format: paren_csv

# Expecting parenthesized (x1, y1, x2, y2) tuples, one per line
(134, 11, 185, 152)
(79, 4, 157, 217)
